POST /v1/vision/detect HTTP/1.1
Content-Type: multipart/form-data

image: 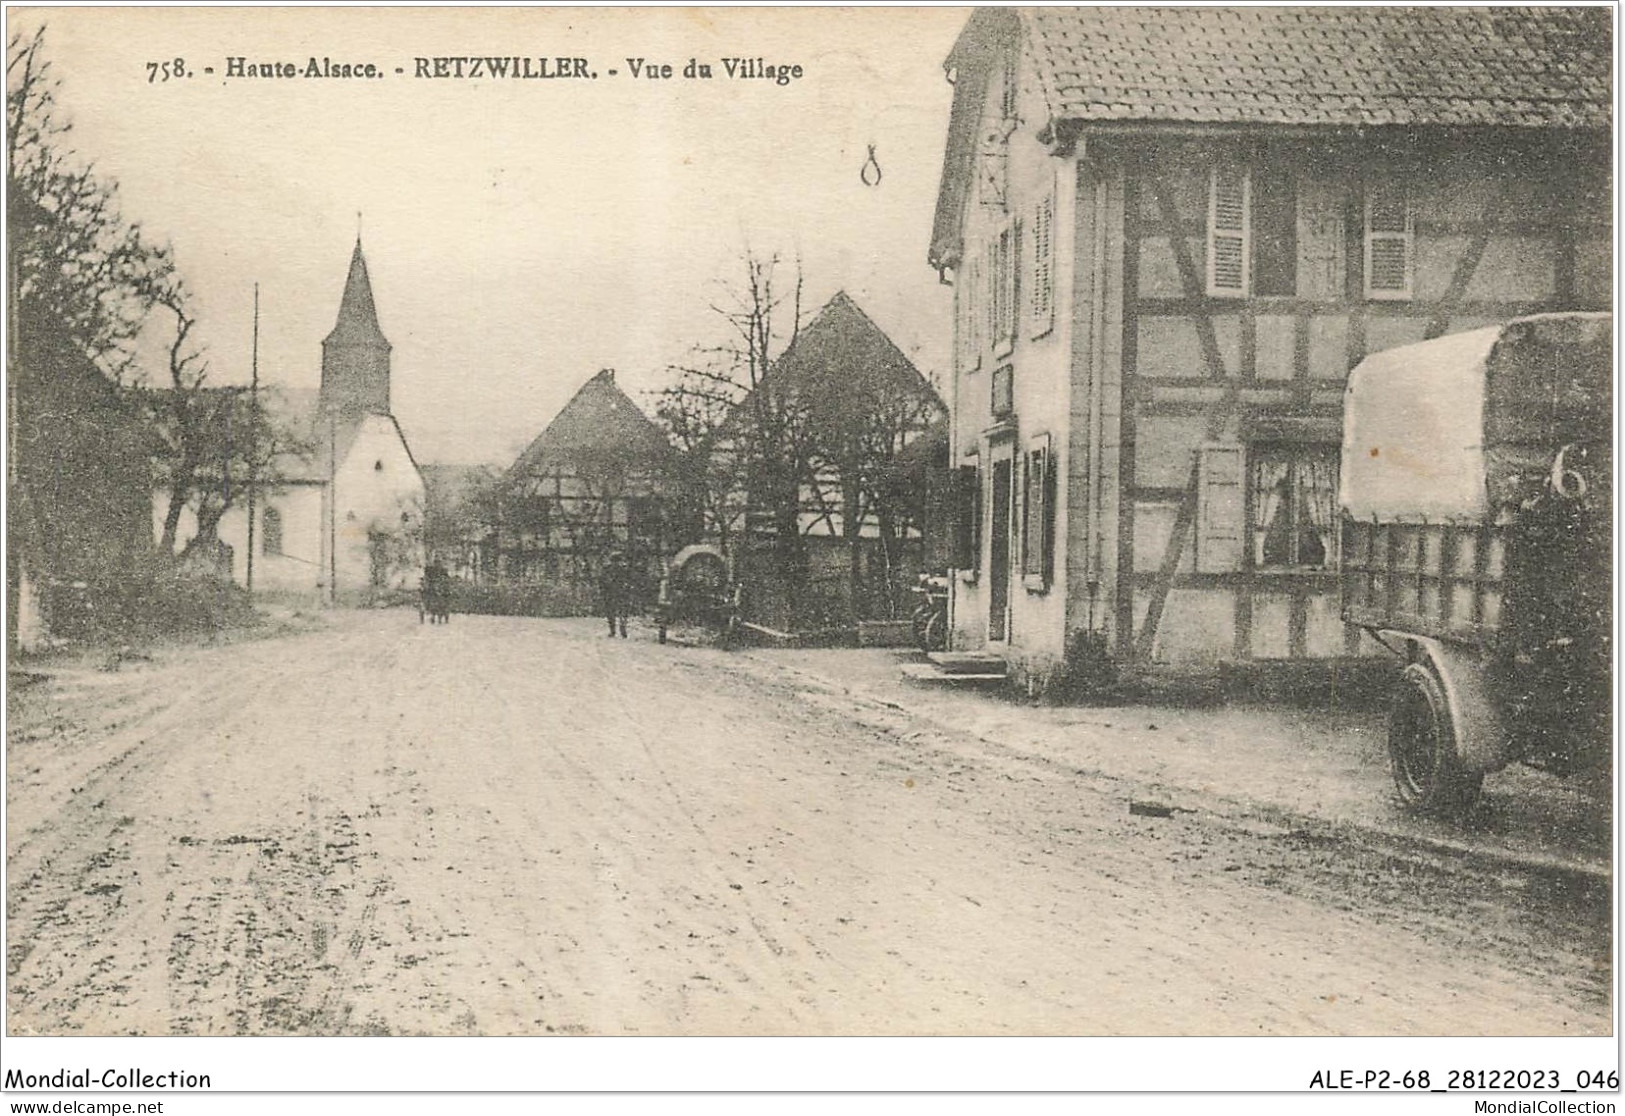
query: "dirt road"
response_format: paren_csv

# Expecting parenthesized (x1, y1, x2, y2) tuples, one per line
(6, 612, 1610, 1035)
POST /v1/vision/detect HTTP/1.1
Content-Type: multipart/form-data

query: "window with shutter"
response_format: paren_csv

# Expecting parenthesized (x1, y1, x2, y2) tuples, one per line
(1195, 443, 1245, 573)
(1251, 172, 1298, 297)
(1022, 434, 1055, 589)
(990, 223, 1018, 357)
(949, 259, 975, 373)
(1207, 166, 1251, 298)
(1364, 179, 1412, 299)
(985, 239, 999, 352)
(953, 463, 982, 575)
(954, 269, 967, 372)
(991, 364, 1014, 418)
(1029, 191, 1054, 337)
(1041, 441, 1056, 584)
(1009, 217, 1021, 347)
(966, 257, 982, 372)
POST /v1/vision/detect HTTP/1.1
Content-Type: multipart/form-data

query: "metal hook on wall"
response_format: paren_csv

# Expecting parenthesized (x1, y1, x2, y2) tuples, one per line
(860, 144, 882, 187)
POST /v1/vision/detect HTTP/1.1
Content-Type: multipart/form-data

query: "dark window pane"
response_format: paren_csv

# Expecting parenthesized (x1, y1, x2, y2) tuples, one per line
(1253, 173, 1297, 296)
(991, 364, 1014, 417)
(953, 465, 980, 571)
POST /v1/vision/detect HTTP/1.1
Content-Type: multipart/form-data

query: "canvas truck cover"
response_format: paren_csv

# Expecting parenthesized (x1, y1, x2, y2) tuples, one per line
(1340, 314, 1613, 523)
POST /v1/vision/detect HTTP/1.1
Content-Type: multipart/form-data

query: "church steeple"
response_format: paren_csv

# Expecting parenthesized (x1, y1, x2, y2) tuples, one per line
(320, 238, 392, 425)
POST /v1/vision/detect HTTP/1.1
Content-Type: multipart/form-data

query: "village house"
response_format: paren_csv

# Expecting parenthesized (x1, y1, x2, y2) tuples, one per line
(10, 299, 155, 648)
(710, 291, 945, 634)
(491, 368, 675, 613)
(929, 6, 1611, 689)
(158, 240, 426, 602)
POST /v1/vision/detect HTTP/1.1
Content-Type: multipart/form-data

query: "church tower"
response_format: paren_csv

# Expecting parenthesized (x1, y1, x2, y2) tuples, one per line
(320, 239, 392, 428)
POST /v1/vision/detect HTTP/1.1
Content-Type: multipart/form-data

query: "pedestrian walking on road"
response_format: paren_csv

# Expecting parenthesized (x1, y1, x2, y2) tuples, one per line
(600, 551, 631, 638)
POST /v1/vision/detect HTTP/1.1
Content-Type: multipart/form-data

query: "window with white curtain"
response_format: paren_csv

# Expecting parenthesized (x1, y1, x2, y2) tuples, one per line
(1250, 445, 1338, 570)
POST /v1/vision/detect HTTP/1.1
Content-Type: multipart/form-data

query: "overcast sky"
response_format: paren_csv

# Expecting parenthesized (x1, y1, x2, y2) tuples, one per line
(25, 6, 966, 465)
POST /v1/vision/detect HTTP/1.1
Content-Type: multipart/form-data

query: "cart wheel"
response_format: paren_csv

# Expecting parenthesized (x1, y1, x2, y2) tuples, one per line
(1388, 662, 1483, 817)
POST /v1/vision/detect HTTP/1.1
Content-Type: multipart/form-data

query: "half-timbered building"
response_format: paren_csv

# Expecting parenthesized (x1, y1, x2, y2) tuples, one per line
(929, 6, 1611, 688)
(712, 292, 945, 632)
(495, 368, 674, 611)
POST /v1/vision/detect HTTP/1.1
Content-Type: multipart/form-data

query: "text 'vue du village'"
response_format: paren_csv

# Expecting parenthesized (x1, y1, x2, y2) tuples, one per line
(224, 55, 806, 84)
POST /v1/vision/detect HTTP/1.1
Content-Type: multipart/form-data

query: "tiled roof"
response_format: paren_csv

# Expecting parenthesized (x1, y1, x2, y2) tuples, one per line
(769, 291, 935, 400)
(1023, 6, 1612, 130)
(727, 291, 944, 437)
(930, 6, 1611, 269)
(505, 369, 671, 483)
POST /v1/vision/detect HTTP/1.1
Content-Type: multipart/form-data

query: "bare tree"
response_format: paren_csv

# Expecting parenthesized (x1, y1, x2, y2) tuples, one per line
(8, 25, 159, 379)
(136, 273, 302, 561)
(9, 28, 296, 567)
(657, 259, 944, 626)
(808, 369, 943, 619)
(654, 250, 815, 613)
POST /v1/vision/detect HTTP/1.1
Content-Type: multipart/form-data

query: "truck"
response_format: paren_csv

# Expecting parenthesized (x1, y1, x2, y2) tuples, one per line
(1338, 313, 1611, 816)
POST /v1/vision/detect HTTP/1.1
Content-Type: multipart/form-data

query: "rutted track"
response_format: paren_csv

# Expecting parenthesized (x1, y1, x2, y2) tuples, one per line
(6, 612, 1610, 1035)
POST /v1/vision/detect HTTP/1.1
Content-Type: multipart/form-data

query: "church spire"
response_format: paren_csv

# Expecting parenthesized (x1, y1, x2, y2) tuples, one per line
(324, 238, 390, 350)
(321, 238, 392, 423)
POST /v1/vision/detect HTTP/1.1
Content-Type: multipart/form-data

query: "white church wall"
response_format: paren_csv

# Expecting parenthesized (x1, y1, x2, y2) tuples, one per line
(328, 415, 426, 595)
(152, 484, 327, 597)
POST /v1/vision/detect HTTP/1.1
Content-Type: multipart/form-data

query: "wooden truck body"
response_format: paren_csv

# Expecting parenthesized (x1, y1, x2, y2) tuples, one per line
(1338, 313, 1611, 813)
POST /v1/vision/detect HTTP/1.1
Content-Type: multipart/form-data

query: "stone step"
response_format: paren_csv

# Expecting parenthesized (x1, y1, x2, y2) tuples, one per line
(900, 662, 1009, 685)
(926, 651, 1009, 676)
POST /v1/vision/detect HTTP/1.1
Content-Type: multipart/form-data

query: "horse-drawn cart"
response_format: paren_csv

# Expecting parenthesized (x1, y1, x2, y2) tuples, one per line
(654, 544, 742, 647)
(1339, 313, 1611, 816)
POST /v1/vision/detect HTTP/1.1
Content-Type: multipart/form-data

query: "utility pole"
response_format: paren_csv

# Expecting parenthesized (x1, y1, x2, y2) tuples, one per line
(245, 284, 259, 593)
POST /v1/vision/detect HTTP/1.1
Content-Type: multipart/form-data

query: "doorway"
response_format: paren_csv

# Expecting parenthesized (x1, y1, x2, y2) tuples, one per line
(989, 451, 1013, 642)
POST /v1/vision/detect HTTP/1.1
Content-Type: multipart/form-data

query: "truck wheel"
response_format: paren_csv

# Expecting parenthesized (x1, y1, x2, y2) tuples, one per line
(1388, 662, 1483, 817)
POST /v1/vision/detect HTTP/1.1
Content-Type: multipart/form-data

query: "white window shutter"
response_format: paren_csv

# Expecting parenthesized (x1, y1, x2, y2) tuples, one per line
(1196, 443, 1245, 573)
(970, 257, 982, 370)
(954, 270, 965, 371)
(1030, 192, 1054, 336)
(985, 239, 999, 348)
(1007, 218, 1021, 350)
(991, 222, 1018, 358)
(1364, 179, 1412, 300)
(1207, 166, 1251, 298)
(956, 264, 972, 373)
